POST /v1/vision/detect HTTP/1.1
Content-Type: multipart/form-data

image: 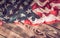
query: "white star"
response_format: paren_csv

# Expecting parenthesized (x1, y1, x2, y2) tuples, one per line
(0, 12, 3, 15)
(4, 16, 9, 19)
(20, 13, 26, 17)
(19, 6, 23, 9)
(14, 19, 19, 23)
(10, 10, 13, 14)
(14, 5, 17, 8)
(26, 9, 31, 13)
(23, 1, 28, 5)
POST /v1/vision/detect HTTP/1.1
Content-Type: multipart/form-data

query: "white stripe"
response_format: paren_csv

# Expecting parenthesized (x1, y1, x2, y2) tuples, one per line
(28, 17, 44, 24)
(45, 14, 56, 22)
(33, 8, 44, 14)
(56, 16, 60, 21)
(28, 14, 57, 24)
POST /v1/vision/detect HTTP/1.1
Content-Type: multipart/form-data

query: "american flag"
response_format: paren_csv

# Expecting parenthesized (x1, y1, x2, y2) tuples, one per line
(22, 0, 60, 26)
(0, 0, 60, 26)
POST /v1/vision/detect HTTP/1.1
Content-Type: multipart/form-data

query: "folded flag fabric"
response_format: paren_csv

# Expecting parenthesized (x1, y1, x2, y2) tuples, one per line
(23, 0, 60, 25)
(0, 0, 60, 26)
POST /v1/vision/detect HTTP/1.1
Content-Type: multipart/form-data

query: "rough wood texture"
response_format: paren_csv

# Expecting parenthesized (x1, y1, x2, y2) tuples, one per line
(0, 22, 60, 38)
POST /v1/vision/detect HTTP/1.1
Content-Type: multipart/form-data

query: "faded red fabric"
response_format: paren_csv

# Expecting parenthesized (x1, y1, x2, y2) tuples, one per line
(0, 21, 3, 26)
(22, 0, 60, 26)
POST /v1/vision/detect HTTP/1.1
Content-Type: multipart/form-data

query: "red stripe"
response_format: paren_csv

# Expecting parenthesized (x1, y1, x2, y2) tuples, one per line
(55, 20, 60, 23)
(32, 24, 40, 26)
(49, 10, 57, 16)
(36, 12, 43, 17)
(32, 3, 39, 10)
(44, 20, 56, 25)
(24, 19, 32, 25)
(0, 21, 3, 26)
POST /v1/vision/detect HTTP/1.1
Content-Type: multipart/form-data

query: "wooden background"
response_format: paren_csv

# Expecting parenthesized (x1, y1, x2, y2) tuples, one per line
(0, 22, 60, 38)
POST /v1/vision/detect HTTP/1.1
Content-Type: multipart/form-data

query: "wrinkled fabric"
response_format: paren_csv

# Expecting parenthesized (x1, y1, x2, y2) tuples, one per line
(0, 0, 60, 26)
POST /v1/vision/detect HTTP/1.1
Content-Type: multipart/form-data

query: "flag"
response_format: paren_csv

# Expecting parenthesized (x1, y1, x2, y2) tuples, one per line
(23, 0, 60, 25)
(0, 0, 60, 26)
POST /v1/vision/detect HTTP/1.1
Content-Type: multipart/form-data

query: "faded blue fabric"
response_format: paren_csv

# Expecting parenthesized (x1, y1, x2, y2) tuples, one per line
(0, 0, 40, 23)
